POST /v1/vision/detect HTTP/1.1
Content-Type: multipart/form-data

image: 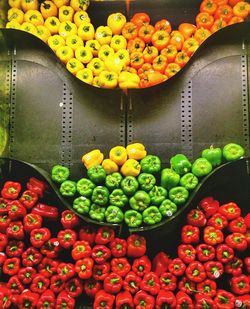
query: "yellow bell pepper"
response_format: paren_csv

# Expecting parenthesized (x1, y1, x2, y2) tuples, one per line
(107, 12, 126, 35)
(126, 143, 147, 160)
(120, 159, 141, 177)
(95, 26, 112, 45)
(24, 10, 44, 26)
(109, 146, 127, 166)
(74, 10, 90, 27)
(118, 71, 140, 89)
(87, 57, 105, 76)
(82, 149, 104, 169)
(110, 35, 127, 51)
(58, 21, 77, 38)
(44, 16, 60, 34)
(105, 54, 125, 74)
(115, 49, 130, 66)
(21, 0, 39, 12)
(70, 0, 89, 12)
(58, 5, 74, 22)
(53, 0, 69, 8)
(8, 0, 22, 9)
(77, 22, 95, 41)
(56, 45, 74, 63)
(85, 39, 100, 57)
(40, 0, 58, 19)
(7, 8, 24, 24)
(66, 57, 84, 75)
(98, 44, 114, 62)
(98, 70, 118, 89)
(75, 46, 93, 64)
(92, 76, 101, 88)
(65, 34, 83, 51)
(20, 22, 37, 35)
(48, 34, 65, 52)
(76, 68, 93, 85)
(102, 159, 119, 174)
(6, 20, 21, 29)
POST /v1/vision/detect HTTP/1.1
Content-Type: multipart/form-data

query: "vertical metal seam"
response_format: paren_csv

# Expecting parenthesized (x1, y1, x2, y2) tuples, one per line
(119, 94, 126, 146)
(127, 94, 133, 145)
(9, 56, 17, 158)
(241, 55, 249, 154)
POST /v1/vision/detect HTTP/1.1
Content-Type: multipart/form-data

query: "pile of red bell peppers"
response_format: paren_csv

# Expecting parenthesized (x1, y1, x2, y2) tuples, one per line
(0, 178, 249, 308)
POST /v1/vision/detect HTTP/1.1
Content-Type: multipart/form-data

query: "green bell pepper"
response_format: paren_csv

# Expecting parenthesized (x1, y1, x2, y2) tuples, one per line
(73, 196, 91, 214)
(76, 178, 96, 197)
(105, 206, 124, 223)
(138, 173, 156, 192)
(180, 173, 199, 191)
(105, 172, 123, 191)
(89, 204, 106, 222)
(192, 158, 213, 177)
(87, 165, 106, 184)
(169, 186, 189, 205)
(124, 210, 142, 228)
(223, 143, 245, 161)
(129, 190, 151, 212)
(161, 168, 180, 190)
(59, 180, 77, 197)
(149, 186, 167, 206)
(91, 186, 109, 206)
(121, 176, 139, 196)
(109, 189, 128, 208)
(51, 165, 70, 183)
(201, 145, 222, 167)
(159, 199, 177, 217)
(142, 206, 162, 225)
(140, 155, 161, 174)
(170, 154, 192, 175)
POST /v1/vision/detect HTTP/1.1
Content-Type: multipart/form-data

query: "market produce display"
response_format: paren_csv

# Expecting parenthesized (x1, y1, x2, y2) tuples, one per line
(51, 142, 245, 228)
(0, 173, 249, 308)
(4, 0, 250, 89)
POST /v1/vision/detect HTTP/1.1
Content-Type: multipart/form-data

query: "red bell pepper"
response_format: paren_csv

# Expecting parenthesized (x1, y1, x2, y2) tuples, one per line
(207, 213, 228, 230)
(3, 257, 20, 275)
(30, 274, 50, 294)
(18, 290, 39, 309)
(228, 216, 247, 233)
(111, 257, 131, 277)
(75, 257, 94, 279)
(65, 277, 84, 298)
(168, 258, 186, 276)
(198, 196, 220, 218)
(196, 243, 215, 262)
(219, 202, 241, 220)
(244, 229, 250, 246)
(92, 244, 111, 264)
(7, 200, 27, 220)
(123, 271, 142, 294)
(225, 232, 247, 251)
(71, 240, 92, 260)
(23, 213, 42, 233)
(140, 272, 161, 295)
(31, 203, 58, 221)
(1, 181, 21, 200)
(127, 234, 147, 258)
(185, 261, 206, 283)
(156, 290, 176, 309)
(95, 226, 115, 245)
(6, 221, 24, 240)
(197, 279, 217, 298)
(38, 257, 59, 278)
(152, 251, 171, 276)
(181, 225, 200, 244)
(26, 177, 47, 198)
(235, 295, 250, 309)
(50, 275, 65, 294)
(176, 291, 194, 309)
(0, 286, 12, 309)
(30, 227, 51, 248)
(93, 262, 110, 281)
(159, 272, 177, 291)
(0, 197, 9, 215)
(177, 244, 196, 264)
(55, 291, 75, 309)
(57, 229, 77, 249)
(0, 252, 7, 265)
(216, 244, 234, 263)
(0, 214, 11, 233)
(132, 255, 152, 277)
(230, 274, 249, 295)
(79, 225, 96, 245)
(244, 256, 250, 273)
(7, 275, 24, 294)
(36, 290, 55, 309)
(225, 257, 243, 276)
(187, 209, 207, 227)
(214, 289, 235, 309)
(104, 272, 123, 294)
(83, 278, 102, 299)
(133, 290, 155, 309)
(0, 232, 8, 251)
(40, 237, 61, 259)
(178, 276, 197, 295)
(22, 247, 43, 267)
(195, 294, 216, 309)
(244, 213, 250, 228)
(57, 262, 75, 281)
(203, 226, 224, 245)
(116, 290, 134, 309)
(19, 190, 38, 209)
(18, 267, 37, 285)
(110, 237, 127, 257)
(93, 290, 115, 309)
(60, 210, 80, 229)
(204, 260, 224, 280)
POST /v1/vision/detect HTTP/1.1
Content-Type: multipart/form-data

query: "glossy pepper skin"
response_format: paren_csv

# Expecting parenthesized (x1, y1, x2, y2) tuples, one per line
(110, 238, 127, 257)
(187, 209, 207, 227)
(201, 145, 222, 167)
(91, 186, 109, 206)
(176, 291, 194, 309)
(104, 272, 123, 294)
(195, 294, 215, 309)
(121, 176, 139, 196)
(6, 240, 25, 258)
(127, 234, 146, 258)
(219, 202, 241, 220)
(161, 168, 180, 190)
(71, 240, 91, 260)
(207, 213, 228, 230)
(123, 271, 142, 294)
(178, 277, 196, 295)
(95, 226, 115, 245)
(27, 177, 47, 198)
(37, 290, 56, 309)
(23, 213, 42, 233)
(38, 257, 59, 278)
(83, 278, 101, 299)
(168, 258, 186, 277)
(6, 221, 24, 240)
(76, 178, 95, 197)
(148, 186, 167, 206)
(196, 243, 215, 262)
(199, 196, 220, 218)
(129, 191, 151, 212)
(93, 262, 110, 281)
(159, 272, 177, 291)
(57, 262, 75, 282)
(3, 257, 20, 276)
(225, 257, 243, 276)
(185, 261, 206, 283)
(60, 210, 79, 229)
(7, 200, 26, 220)
(59, 180, 77, 197)
(143, 206, 162, 225)
(132, 256, 151, 277)
(222, 143, 245, 161)
(120, 159, 141, 177)
(141, 272, 161, 295)
(82, 149, 104, 170)
(75, 257, 94, 279)
(134, 290, 155, 309)
(50, 275, 65, 294)
(109, 189, 128, 208)
(51, 165, 70, 183)
(192, 158, 213, 178)
(79, 225, 96, 245)
(125, 210, 143, 227)
(22, 247, 42, 267)
(177, 244, 196, 264)
(170, 154, 192, 175)
(216, 244, 234, 263)
(214, 289, 235, 309)
(93, 290, 115, 309)
(140, 155, 161, 174)
(181, 225, 200, 244)
(159, 199, 177, 218)
(228, 216, 247, 233)
(56, 291, 75, 309)
(92, 245, 111, 264)
(1, 181, 21, 199)
(169, 186, 189, 205)
(156, 290, 176, 309)
(126, 143, 147, 160)
(57, 229, 77, 249)
(138, 173, 156, 192)
(203, 226, 224, 245)
(19, 190, 38, 209)
(87, 165, 106, 184)
(180, 173, 199, 191)
(152, 251, 171, 277)
(18, 290, 39, 309)
(105, 206, 124, 223)
(197, 279, 217, 298)
(204, 260, 224, 280)
(111, 257, 131, 277)
(30, 274, 50, 294)
(105, 172, 123, 191)
(116, 290, 134, 309)
(225, 232, 247, 251)
(230, 274, 249, 295)
(31, 203, 58, 221)
(89, 204, 106, 222)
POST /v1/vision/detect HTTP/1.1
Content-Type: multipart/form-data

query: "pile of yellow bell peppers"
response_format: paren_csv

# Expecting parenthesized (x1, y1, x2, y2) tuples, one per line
(82, 143, 147, 176)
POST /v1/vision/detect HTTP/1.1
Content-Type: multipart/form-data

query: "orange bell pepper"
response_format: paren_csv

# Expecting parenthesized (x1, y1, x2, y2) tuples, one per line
(138, 63, 153, 78)
(109, 146, 127, 166)
(178, 23, 196, 40)
(169, 31, 184, 51)
(165, 63, 181, 78)
(127, 37, 145, 53)
(214, 0, 228, 5)
(138, 24, 155, 44)
(154, 19, 172, 33)
(151, 30, 170, 51)
(196, 12, 214, 29)
(210, 18, 227, 33)
(194, 28, 211, 44)
(200, 0, 218, 15)
(142, 46, 158, 63)
(215, 4, 233, 22)
(130, 51, 144, 70)
(121, 22, 138, 40)
(130, 12, 150, 28)
(228, 0, 241, 6)
(139, 71, 165, 88)
(228, 15, 244, 24)
(40, 0, 58, 19)
(152, 55, 167, 73)
(183, 38, 200, 57)
(160, 45, 178, 63)
(233, 1, 250, 19)
(175, 51, 190, 69)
